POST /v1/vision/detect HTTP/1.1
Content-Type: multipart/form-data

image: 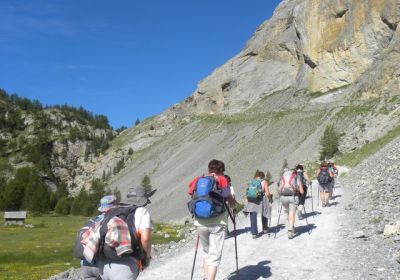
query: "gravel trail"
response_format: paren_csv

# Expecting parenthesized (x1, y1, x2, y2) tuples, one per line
(140, 179, 349, 280)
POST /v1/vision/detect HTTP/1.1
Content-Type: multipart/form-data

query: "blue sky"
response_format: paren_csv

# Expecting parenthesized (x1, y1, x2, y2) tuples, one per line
(0, 0, 281, 128)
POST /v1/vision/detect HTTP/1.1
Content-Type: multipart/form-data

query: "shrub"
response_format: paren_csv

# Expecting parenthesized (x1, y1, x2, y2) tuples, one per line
(54, 197, 71, 215)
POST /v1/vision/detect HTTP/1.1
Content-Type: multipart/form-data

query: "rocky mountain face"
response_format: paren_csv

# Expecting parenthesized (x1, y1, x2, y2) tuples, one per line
(96, 0, 400, 222)
(0, 91, 115, 193)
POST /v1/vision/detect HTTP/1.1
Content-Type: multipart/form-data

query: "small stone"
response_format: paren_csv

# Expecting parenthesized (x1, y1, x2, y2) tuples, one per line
(377, 268, 385, 272)
(396, 251, 400, 264)
(164, 233, 170, 238)
(351, 230, 366, 239)
(383, 223, 400, 238)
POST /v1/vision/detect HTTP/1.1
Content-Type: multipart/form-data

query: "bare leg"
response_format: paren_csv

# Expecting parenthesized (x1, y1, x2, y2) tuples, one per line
(288, 210, 296, 230)
(203, 258, 208, 279)
(207, 265, 218, 280)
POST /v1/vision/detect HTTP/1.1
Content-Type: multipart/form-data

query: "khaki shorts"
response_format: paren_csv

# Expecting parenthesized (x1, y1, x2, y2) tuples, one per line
(197, 224, 226, 267)
(280, 196, 299, 213)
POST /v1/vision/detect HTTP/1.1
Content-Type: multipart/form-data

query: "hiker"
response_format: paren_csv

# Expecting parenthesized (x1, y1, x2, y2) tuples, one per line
(328, 162, 338, 176)
(295, 164, 311, 220)
(261, 172, 272, 234)
(224, 174, 236, 238)
(93, 186, 155, 280)
(243, 170, 270, 238)
(316, 161, 334, 207)
(75, 195, 117, 280)
(278, 168, 304, 239)
(188, 159, 235, 280)
(327, 162, 339, 200)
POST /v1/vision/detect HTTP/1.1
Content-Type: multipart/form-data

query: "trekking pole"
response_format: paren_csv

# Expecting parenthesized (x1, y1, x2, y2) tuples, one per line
(317, 185, 320, 207)
(190, 234, 200, 280)
(309, 183, 314, 213)
(233, 210, 239, 275)
(268, 208, 272, 237)
(303, 206, 311, 235)
(303, 204, 309, 226)
(274, 202, 283, 239)
(333, 183, 336, 207)
(223, 202, 239, 275)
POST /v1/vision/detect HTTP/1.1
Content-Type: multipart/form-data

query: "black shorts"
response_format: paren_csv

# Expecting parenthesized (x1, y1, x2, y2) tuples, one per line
(298, 186, 308, 206)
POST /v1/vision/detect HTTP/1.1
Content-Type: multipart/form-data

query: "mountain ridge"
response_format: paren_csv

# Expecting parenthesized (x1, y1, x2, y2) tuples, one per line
(99, 0, 399, 222)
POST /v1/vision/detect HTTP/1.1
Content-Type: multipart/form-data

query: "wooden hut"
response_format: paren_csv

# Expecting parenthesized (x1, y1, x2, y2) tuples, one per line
(4, 211, 27, 225)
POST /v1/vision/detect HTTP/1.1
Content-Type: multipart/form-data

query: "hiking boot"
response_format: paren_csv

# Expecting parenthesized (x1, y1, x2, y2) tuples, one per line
(287, 230, 294, 239)
(263, 228, 269, 234)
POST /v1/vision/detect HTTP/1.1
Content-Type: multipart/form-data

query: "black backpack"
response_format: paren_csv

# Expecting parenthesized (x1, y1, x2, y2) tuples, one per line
(317, 167, 333, 185)
(296, 171, 307, 188)
(98, 206, 145, 261)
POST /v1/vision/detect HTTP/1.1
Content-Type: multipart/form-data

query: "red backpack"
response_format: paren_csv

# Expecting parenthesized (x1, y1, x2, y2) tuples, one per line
(279, 170, 298, 196)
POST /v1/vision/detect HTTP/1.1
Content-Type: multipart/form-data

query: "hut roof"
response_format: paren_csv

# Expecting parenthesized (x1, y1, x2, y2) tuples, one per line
(4, 211, 27, 219)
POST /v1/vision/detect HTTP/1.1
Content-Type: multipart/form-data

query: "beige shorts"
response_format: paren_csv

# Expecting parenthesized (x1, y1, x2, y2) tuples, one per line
(197, 224, 226, 267)
(280, 196, 299, 213)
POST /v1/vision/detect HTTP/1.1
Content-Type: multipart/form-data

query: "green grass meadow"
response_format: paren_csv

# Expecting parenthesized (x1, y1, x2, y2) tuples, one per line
(0, 214, 183, 280)
(0, 214, 88, 280)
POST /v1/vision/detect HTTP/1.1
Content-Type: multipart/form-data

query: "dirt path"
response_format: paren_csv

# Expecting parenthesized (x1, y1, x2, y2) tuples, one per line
(140, 177, 349, 280)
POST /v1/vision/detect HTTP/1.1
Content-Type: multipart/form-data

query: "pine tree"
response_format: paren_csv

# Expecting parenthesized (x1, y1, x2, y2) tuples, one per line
(71, 188, 91, 215)
(319, 125, 341, 160)
(141, 174, 152, 193)
(266, 170, 273, 185)
(135, 118, 140, 126)
(89, 179, 106, 209)
(55, 197, 71, 215)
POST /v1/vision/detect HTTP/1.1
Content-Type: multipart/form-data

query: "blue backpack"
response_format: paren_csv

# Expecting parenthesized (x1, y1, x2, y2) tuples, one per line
(188, 176, 225, 219)
(246, 179, 263, 202)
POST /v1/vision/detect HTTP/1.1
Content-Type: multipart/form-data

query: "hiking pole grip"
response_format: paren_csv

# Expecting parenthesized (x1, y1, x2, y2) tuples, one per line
(190, 234, 200, 280)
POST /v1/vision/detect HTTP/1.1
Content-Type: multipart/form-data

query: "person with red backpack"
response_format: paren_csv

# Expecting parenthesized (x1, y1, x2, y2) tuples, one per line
(187, 159, 235, 280)
(278, 168, 304, 239)
(316, 161, 334, 207)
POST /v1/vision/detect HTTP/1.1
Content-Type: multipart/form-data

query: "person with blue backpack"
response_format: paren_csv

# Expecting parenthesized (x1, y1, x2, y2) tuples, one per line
(187, 159, 235, 280)
(243, 170, 269, 238)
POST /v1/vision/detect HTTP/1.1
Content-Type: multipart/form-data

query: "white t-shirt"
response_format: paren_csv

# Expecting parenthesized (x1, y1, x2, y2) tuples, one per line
(134, 207, 153, 231)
